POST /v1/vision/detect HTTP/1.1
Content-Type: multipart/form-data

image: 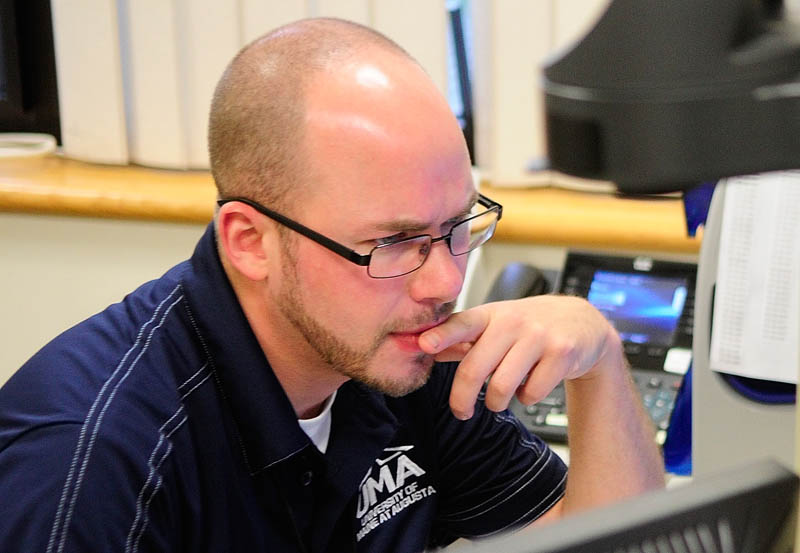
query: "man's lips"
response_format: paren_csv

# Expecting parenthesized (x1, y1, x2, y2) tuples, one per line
(391, 322, 441, 336)
(388, 322, 442, 352)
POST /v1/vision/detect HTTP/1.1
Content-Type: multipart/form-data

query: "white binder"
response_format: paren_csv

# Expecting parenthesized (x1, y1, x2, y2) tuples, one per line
(50, 0, 128, 164)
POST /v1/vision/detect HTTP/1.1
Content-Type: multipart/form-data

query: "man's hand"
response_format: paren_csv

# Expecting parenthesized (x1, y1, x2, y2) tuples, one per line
(418, 295, 621, 420)
(421, 295, 665, 517)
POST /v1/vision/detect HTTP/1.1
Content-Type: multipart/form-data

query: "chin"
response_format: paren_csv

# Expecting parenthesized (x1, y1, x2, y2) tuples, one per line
(371, 353, 435, 398)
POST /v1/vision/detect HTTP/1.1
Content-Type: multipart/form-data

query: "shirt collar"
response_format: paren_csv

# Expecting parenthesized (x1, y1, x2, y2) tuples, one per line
(182, 224, 306, 474)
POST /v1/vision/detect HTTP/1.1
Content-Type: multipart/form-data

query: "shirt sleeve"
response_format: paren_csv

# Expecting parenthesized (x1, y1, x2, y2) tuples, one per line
(426, 362, 568, 547)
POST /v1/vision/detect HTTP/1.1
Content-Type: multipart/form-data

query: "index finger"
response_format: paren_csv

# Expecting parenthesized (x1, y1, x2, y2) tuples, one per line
(418, 308, 489, 355)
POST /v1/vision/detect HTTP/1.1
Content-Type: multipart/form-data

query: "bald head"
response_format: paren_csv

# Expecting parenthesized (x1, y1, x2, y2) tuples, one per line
(208, 18, 418, 211)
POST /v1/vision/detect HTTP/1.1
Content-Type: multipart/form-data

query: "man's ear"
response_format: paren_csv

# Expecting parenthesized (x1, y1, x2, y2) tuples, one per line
(216, 202, 272, 281)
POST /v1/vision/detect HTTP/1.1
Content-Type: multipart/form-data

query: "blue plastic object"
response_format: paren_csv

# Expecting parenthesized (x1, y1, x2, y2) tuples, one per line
(682, 182, 715, 237)
(663, 365, 692, 475)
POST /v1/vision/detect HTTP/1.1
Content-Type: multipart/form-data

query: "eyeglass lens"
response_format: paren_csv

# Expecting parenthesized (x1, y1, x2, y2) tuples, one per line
(367, 209, 498, 278)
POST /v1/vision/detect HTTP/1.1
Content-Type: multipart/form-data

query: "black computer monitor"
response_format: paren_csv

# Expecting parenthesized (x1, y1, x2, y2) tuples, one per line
(444, 458, 797, 553)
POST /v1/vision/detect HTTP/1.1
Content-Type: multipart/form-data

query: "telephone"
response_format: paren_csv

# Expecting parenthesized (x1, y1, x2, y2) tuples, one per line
(490, 251, 697, 445)
(484, 262, 551, 301)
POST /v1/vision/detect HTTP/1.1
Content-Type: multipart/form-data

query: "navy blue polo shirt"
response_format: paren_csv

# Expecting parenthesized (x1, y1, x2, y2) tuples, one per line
(0, 224, 566, 552)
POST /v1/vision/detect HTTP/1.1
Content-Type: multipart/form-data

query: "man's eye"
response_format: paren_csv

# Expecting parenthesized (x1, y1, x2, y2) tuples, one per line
(441, 219, 463, 235)
(374, 233, 407, 246)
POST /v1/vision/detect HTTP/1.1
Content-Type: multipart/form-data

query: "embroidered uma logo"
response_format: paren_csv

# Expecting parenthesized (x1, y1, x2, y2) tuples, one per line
(355, 445, 437, 542)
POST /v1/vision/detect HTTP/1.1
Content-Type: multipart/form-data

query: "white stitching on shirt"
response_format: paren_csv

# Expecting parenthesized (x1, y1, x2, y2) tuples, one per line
(260, 445, 307, 472)
(180, 301, 256, 475)
(48, 285, 183, 553)
(441, 447, 555, 522)
(177, 362, 209, 393)
(125, 347, 215, 551)
(125, 407, 188, 553)
(441, 410, 549, 519)
(493, 411, 542, 453)
(179, 368, 212, 400)
(468, 473, 567, 538)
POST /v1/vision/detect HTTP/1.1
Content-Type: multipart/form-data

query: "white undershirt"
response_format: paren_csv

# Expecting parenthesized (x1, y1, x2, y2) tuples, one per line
(297, 391, 336, 454)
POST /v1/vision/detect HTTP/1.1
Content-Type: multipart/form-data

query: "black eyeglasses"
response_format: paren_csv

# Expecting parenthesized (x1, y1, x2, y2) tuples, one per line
(217, 194, 502, 279)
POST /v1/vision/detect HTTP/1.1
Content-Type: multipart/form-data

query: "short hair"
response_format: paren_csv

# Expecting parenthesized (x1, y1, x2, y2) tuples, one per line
(208, 18, 412, 213)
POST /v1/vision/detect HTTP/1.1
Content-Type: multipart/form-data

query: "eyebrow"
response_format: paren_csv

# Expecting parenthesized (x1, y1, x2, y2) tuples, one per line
(373, 190, 480, 233)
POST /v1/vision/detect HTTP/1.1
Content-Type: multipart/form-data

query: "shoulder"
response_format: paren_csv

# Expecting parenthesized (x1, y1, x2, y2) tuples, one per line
(0, 258, 212, 551)
(0, 265, 198, 453)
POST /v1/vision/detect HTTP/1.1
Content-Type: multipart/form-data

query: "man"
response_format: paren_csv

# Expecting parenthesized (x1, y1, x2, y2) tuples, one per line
(0, 18, 663, 552)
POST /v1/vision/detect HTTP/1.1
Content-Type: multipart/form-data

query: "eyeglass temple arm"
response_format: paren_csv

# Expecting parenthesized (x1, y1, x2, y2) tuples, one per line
(216, 198, 371, 266)
(478, 193, 503, 220)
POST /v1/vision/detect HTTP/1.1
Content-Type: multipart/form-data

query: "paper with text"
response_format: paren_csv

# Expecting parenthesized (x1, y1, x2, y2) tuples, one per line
(710, 171, 800, 384)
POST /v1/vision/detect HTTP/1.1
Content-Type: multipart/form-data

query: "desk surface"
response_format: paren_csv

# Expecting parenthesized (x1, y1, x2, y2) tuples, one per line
(0, 156, 701, 254)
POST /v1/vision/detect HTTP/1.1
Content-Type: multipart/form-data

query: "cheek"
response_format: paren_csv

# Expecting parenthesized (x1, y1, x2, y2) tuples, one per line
(295, 247, 403, 325)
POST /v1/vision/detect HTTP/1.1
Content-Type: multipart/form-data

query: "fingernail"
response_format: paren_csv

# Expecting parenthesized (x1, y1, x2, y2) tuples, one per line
(420, 332, 439, 350)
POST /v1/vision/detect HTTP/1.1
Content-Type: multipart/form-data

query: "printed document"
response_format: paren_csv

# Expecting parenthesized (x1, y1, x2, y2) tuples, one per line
(710, 171, 800, 384)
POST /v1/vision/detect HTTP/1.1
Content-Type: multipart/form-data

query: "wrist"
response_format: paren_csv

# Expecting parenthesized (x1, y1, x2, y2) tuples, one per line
(578, 325, 626, 383)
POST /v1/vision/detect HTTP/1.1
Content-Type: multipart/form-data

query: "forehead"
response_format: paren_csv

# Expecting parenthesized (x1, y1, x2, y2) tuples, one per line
(301, 160, 476, 238)
(303, 133, 474, 233)
(299, 56, 473, 230)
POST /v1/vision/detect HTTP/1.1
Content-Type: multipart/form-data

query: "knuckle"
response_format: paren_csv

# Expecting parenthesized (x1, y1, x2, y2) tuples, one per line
(504, 310, 526, 327)
(488, 376, 516, 400)
(550, 337, 577, 359)
(457, 362, 487, 388)
(526, 321, 547, 341)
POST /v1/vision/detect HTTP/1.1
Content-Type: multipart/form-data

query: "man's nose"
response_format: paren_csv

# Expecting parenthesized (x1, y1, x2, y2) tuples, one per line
(408, 239, 465, 304)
